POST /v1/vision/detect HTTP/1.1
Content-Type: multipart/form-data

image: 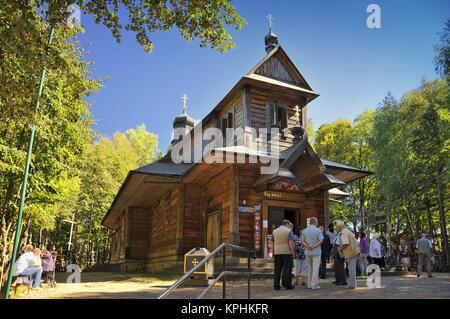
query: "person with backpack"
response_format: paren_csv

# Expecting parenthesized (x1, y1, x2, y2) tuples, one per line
(336, 221, 360, 289)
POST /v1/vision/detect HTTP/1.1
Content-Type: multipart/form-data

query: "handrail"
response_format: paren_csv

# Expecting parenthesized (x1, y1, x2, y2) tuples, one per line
(157, 243, 253, 299)
(196, 271, 226, 299)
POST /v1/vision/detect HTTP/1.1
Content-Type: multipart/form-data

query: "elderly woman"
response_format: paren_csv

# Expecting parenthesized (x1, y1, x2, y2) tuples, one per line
(369, 233, 383, 268)
(359, 231, 369, 276)
(294, 228, 308, 286)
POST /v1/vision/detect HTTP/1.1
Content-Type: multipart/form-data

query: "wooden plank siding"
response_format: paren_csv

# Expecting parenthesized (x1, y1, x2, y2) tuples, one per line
(182, 183, 202, 252)
(146, 187, 181, 271)
(127, 207, 150, 260)
(238, 165, 263, 250)
(250, 87, 308, 151)
(254, 55, 298, 85)
(198, 167, 233, 246)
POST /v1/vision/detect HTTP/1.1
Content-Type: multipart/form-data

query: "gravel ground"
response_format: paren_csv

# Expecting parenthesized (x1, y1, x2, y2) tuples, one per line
(16, 272, 450, 299)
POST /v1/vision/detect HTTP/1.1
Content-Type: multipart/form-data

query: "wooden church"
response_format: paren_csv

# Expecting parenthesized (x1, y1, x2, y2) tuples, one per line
(102, 24, 371, 272)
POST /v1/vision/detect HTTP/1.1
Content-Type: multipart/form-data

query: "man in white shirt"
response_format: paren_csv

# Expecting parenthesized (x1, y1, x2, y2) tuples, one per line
(416, 234, 433, 278)
(14, 248, 43, 288)
(301, 217, 324, 290)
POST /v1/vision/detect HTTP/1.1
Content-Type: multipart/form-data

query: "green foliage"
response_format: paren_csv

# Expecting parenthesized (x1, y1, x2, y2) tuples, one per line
(316, 80, 449, 263)
(314, 111, 377, 230)
(126, 124, 160, 167)
(434, 19, 450, 79)
(0, 3, 162, 274)
(315, 118, 355, 164)
(66, 125, 160, 267)
(36, 0, 246, 53)
(0, 2, 100, 228)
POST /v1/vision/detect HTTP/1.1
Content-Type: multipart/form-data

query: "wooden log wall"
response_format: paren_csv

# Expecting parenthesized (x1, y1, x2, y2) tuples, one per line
(146, 187, 181, 271)
(198, 167, 233, 246)
(238, 165, 263, 250)
(182, 183, 202, 252)
(126, 207, 150, 260)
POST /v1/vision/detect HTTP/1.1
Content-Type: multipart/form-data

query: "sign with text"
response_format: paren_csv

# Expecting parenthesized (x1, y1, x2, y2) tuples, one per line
(262, 190, 304, 202)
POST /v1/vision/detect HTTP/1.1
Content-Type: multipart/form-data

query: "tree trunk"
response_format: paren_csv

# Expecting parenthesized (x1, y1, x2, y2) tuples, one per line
(425, 199, 434, 238)
(436, 165, 449, 270)
(386, 206, 392, 256)
(406, 207, 418, 243)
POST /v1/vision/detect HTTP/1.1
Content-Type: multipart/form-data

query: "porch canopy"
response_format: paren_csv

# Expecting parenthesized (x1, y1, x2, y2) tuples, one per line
(252, 138, 371, 193)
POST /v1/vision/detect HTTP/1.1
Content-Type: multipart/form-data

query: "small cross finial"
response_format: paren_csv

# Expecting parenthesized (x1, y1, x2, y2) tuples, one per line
(181, 94, 189, 114)
(266, 14, 274, 30)
(294, 105, 301, 125)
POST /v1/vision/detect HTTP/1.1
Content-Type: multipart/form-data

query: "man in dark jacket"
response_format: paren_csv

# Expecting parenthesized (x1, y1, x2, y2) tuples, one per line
(319, 226, 332, 279)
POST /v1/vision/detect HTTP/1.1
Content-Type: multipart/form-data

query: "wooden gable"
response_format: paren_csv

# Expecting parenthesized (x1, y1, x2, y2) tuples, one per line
(248, 46, 313, 91)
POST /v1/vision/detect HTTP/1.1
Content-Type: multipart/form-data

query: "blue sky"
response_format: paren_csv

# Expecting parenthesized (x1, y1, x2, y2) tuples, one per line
(77, 0, 449, 149)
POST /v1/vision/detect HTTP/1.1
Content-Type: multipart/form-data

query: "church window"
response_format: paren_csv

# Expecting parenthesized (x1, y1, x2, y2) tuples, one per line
(221, 109, 235, 146)
(267, 101, 288, 130)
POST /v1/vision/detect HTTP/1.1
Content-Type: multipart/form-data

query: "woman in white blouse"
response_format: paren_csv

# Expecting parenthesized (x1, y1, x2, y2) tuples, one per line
(369, 233, 383, 268)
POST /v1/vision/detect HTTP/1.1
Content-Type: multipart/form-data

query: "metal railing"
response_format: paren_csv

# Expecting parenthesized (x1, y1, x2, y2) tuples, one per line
(157, 243, 253, 299)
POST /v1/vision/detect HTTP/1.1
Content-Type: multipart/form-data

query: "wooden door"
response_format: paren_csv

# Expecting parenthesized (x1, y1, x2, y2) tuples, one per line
(206, 211, 221, 251)
(268, 207, 284, 234)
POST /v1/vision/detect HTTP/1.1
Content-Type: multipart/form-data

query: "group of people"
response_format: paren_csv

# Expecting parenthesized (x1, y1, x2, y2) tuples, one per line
(271, 218, 435, 291)
(13, 244, 55, 289)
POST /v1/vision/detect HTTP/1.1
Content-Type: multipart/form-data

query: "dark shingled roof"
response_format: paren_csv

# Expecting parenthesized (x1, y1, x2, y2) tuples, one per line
(131, 152, 195, 177)
(320, 159, 372, 174)
(133, 160, 194, 177)
(132, 151, 371, 178)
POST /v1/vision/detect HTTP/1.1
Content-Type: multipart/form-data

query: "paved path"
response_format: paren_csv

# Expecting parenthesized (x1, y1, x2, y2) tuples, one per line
(18, 272, 450, 299)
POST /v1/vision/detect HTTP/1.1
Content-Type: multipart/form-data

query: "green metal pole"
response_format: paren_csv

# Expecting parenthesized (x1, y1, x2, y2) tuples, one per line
(4, 25, 55, 299)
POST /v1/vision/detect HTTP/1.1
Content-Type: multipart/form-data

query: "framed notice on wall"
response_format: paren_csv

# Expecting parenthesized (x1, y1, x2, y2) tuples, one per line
(254, 211, 262, 251)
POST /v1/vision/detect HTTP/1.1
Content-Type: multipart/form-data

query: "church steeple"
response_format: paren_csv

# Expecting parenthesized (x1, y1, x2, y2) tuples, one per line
(172, 94, 195, 145)
(264, 14, 278, 54)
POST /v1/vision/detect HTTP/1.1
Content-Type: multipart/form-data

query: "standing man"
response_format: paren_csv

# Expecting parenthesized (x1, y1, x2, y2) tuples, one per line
(326, 223, 337, 263)
(272, 220, 296, 290)
(301, 217, 324, 290)
(416, 234, 433, 278)
(319, 226, 331, 279)
(332, 227, 346, 286)
(336, 221, 360, 289)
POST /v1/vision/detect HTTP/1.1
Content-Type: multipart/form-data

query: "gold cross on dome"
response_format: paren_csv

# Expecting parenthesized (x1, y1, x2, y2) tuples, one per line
(294, 105, 300, 125)
(181, 94, 189, 114)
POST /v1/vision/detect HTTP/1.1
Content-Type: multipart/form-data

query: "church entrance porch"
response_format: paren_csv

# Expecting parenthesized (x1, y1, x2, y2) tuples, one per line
(267, 207, 300, 235)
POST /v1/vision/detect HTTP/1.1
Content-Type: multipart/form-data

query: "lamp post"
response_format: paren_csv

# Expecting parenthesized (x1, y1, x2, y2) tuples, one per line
(4, 25, 55, 299)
